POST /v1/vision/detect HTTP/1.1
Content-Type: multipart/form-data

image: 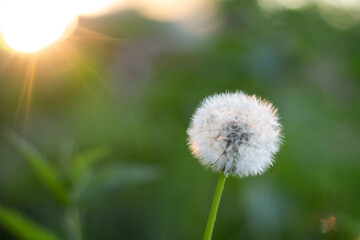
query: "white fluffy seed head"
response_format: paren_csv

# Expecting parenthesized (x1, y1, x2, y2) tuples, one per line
(187, 91, 282, 178)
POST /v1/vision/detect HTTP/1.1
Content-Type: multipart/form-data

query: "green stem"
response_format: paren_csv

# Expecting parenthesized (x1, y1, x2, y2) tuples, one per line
(203, 172, 227, 240)
(64, 206, 82, 240)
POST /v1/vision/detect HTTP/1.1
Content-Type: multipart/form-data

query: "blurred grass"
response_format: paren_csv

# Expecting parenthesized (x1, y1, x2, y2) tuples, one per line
(71, 146, 110, 180)
(5, 130, 69, 206)
(0, 205, 60, 240)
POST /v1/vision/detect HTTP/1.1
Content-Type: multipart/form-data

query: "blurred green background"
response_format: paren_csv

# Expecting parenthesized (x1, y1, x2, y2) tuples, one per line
(0, 0, 360, 239)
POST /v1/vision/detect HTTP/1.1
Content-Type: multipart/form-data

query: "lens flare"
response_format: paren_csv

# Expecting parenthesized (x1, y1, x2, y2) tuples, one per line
(0, 0, 76, 52)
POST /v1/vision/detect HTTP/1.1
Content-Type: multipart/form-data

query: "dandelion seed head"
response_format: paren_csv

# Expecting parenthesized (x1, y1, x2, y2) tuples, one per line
(187, 91, 282, 178)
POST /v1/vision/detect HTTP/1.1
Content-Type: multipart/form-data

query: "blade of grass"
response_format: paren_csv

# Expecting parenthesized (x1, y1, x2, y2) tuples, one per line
(72, 164, 160, 203)
(5, 130, 68, 205)
(64, 206, 82, 240)
(71, 146, 110, 180)
(0, 205, 61, 240)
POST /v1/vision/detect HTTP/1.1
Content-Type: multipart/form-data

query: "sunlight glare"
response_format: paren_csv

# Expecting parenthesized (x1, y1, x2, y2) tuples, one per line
(69, 0, 122, 17)
(0, 0, 218, 53)
(135, 0, 214, 21)
(0, 0, 76, 52)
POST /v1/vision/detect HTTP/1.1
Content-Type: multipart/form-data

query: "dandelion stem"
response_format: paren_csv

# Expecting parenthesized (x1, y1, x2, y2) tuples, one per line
(203, 172, 227, 240)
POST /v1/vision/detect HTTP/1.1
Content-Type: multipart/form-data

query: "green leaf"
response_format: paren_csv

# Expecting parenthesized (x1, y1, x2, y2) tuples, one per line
(71, 146, 110, 180)
(0, 205, 61, 240)
(72, 163, 160, 203)
(5, 130, 68, 205)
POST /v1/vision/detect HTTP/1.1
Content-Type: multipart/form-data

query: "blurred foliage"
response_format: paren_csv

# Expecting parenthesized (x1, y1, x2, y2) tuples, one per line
(0, 205, 60, 240)
(0, 0, 360, 239)
(1, 131, 159, 239)
(6, 130, 69, 205)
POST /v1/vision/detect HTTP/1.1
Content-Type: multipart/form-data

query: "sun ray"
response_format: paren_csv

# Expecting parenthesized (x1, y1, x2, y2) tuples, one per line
(12, 57, 37, 129)
(58, 41, 117, 121)
(75, 25, 137, 46)
(60, 39, 121, 102)
(24, 57, 37, 125)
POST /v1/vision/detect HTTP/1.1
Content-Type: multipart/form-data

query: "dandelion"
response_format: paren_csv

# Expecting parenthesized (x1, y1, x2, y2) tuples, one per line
(187, 91, 282, 240)
(187, 91, 282, 177)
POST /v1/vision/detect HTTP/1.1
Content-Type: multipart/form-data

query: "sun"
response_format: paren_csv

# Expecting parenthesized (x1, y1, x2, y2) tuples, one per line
(0, 0, 123, 53)
(0, 0, 77, 53)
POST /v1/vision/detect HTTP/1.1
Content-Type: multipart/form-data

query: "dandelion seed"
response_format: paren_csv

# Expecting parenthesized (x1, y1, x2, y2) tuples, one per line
(187, 91, 282, 178)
